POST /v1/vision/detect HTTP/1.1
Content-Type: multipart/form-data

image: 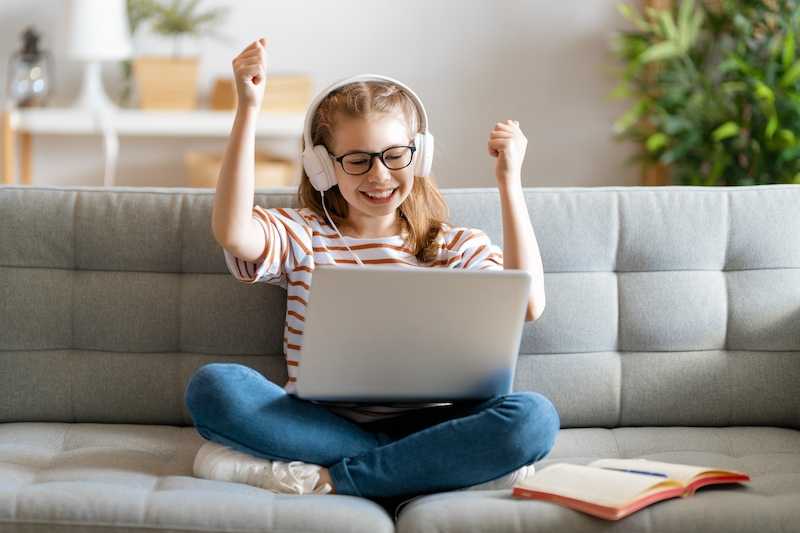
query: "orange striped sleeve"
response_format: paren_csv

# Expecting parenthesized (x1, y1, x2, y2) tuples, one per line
(222, 208, 283, 285)
(221, 206, 314, 285)
(453, 228, 504, 271)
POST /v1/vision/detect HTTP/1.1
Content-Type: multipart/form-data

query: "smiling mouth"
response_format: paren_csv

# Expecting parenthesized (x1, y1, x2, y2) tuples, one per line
(361, 188, 395, 197)
(360, 188, 398, 203)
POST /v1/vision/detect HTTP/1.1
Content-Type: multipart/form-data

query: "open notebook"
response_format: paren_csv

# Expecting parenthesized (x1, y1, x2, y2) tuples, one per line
(512, 458, 750, 521)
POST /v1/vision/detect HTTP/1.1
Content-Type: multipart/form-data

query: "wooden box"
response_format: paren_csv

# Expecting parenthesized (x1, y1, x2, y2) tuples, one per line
(211, 74, 312, 112)
(134, 56, 199, 110)
(184, 149, 299, 189)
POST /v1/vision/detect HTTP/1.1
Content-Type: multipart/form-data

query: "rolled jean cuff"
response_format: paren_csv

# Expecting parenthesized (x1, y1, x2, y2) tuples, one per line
(328, 459, 361, 497)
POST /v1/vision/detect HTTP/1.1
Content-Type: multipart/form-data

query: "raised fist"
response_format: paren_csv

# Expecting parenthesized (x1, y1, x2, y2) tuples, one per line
(232, 37, 269, 110)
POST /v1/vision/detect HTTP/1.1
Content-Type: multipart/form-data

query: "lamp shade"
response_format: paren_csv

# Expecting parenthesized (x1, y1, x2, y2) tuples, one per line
(66, 0, 133, 61)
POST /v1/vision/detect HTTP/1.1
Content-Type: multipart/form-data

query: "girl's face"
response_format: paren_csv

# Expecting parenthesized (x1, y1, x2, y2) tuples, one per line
(330, 113, 415, 229)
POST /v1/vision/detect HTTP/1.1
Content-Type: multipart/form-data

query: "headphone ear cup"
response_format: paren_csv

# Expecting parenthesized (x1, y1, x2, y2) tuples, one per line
(314, 145, 337, 190)
(302, 145, 324, 191)
(414, 132, 434, 177)
(303, 144, 337, 191)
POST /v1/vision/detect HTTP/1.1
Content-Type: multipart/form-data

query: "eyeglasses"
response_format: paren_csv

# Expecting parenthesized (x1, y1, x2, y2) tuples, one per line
(328, 144, 416, 175)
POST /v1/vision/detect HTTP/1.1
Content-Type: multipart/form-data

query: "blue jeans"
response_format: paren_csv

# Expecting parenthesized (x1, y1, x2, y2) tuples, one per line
(184, 362, 560, 499)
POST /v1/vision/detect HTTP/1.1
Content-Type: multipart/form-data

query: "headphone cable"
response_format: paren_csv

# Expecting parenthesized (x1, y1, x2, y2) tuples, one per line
(320, 191, 365, 267)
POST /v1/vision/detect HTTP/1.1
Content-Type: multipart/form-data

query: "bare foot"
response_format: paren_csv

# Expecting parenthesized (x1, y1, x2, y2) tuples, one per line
(317, 467, 336, 494)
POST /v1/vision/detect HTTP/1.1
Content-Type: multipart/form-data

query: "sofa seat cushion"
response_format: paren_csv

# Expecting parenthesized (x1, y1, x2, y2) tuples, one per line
(396, 426, 800, 533)
(0, 422, 393, 533)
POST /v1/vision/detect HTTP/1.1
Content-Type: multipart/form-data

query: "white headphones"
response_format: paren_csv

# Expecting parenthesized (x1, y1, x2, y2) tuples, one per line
(301, 73, 435, 192)
(300, 74, 435, 267)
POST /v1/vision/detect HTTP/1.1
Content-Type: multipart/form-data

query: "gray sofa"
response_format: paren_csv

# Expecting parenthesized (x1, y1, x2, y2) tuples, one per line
(1, 183, 798, 533)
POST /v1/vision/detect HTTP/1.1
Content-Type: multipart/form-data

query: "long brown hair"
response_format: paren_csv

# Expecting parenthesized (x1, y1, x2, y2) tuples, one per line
(297, 80, 449, 263)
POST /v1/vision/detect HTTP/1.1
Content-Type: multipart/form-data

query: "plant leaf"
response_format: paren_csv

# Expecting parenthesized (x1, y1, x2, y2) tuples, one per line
(677, 0, 695, 52)
(780, 59, 800, 87)
(640, 41, 681, 63)
(657, 10, 678, 42)
(712, 121, 740, 141)
(783, 29, 796, 70)
(733, 13, 752, 36)
(646, 132, 669, 152)
(707, 146, 729, 185)
(719, 54, 756, 77)
(616, 2, 650, 32)
(613, 100, 647, 135)
(721, 81, 748, 94)
(766, 115, 779, 139)
(645, 7, 667, 38)
(754, 80, 775, 103)
(683, 7, 704, 51)
(778, 128, 796, 147)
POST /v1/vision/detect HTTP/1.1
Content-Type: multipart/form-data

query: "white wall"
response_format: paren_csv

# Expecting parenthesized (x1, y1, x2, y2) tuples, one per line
(0, 0, 639, 188)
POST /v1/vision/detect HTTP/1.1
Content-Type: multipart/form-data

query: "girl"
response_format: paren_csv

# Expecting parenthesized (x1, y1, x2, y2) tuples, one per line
(185, 37, 559, 501)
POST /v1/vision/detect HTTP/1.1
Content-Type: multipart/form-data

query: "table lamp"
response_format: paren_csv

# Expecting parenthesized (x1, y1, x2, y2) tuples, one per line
(66, 0, 133, 111)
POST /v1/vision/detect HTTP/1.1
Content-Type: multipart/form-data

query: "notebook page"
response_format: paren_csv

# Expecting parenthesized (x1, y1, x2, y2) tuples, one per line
(517, 463, 682, 508)
(588, 458, 734, 485)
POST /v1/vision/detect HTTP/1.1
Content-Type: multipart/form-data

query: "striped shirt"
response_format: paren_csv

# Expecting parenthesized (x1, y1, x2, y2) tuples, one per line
(223, 206, 504, 422)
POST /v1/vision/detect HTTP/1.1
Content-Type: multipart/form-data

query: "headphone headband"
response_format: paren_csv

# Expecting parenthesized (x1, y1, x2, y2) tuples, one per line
(302, 74, 430, 151)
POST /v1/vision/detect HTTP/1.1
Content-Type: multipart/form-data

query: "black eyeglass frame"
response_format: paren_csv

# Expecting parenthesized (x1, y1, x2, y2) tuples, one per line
(328, 144, 417, 175)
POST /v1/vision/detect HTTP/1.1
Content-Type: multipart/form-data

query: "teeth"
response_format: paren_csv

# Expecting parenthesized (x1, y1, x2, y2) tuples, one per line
(364, 189, 394, 199)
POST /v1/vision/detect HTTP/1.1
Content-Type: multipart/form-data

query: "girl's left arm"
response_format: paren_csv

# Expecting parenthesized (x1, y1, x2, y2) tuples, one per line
(488, 120, 546, 322)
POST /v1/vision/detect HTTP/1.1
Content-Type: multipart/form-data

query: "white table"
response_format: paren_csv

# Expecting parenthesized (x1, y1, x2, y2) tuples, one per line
(1, 107, 306, 186)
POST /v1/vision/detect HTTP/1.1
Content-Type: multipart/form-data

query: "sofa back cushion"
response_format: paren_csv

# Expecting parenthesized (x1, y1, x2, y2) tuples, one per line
(0, 185, 798, 429)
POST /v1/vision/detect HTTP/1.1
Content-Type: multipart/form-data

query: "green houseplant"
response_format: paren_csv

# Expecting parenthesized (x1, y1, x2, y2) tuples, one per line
(142, 0, 230, 57)
(611, 0, 800, 185)
(121, 0, 230, 109)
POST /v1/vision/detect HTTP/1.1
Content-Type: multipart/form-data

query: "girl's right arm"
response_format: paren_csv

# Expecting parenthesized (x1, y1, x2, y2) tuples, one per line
(211, 38, 270, 262)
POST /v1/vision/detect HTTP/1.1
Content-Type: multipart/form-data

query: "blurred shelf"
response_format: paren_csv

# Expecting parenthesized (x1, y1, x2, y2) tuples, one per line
(7, 107, 305, 137)
(2, 107, 306, 186)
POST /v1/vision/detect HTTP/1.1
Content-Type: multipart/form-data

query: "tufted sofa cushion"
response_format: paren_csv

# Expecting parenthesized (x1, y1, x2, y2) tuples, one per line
(0, 422, 395, 532)
(2, 424, 798, 532)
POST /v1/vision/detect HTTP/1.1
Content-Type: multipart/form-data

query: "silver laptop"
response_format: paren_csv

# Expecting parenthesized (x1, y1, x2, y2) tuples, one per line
(296, 264, 532, 402)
